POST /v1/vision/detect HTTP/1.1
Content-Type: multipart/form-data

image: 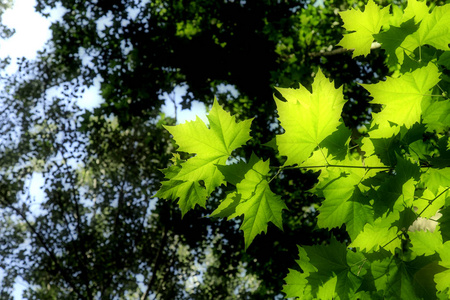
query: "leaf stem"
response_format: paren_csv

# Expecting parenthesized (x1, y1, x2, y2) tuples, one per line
(279, 164, 392, 170)
(419, 45, 422, 62)
(417, 186, 450, 218)
(436, 84, 449, 98)
(357, 259, 367, 276)
(381, 233, 402, 250)
(423, 94, 447, 98)
(268, 167, 283, 184)
(277, 163, 435, 170)
(317, 144, 330, 166)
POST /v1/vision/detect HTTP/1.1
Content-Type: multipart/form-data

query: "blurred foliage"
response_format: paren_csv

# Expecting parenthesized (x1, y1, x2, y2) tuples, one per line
(0, 0, 399, 298)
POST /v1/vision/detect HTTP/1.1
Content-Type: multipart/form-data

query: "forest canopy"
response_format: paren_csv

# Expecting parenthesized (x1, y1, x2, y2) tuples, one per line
(1, 0, 443, 299)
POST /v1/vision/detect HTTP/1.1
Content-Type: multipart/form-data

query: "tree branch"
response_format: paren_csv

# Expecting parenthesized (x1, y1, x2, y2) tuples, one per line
(67, 169, 94, 300)
(279, 163, 392, 170)
(0, 196, 86, 300)
(141, 227, 167, 300)
(309, 42, 381, 57)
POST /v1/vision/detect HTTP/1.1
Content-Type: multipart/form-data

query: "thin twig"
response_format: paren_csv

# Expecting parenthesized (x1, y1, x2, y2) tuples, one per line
(309, 42, 381, 57)
(268, 168, 283, 184)
(418, 186, 450, 218)
(279, 164, 392, 170)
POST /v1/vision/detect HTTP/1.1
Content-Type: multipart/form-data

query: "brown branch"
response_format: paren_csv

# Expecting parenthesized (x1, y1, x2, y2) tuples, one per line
(309, 42, 381, 57)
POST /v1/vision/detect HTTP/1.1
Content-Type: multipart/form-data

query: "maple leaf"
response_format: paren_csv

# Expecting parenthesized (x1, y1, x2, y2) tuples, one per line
(216, 153, 260, 186)
(155, 99, 252, 215)
(155, 179, 208, 216)
(438, 207, 450, 243)
(306, 142, 384, 239)
(413, 189, 446, 219)
(233, 158, 287, 249)
(435, 242, 450, 297)
(350, 212, 401, 254)
(375, 18, 419, 66)
(282, 269, 308, 298)
(283, 240, 362, 299)
(209, 191, 241, 219)
(154, 162, 208, 216)
(401, 3, 450, 55)
(342, 189, 375, 241)
(315, 168, 374, 239)
(422, 97, 450, 133)
(401, 0, 429, 23)
(375, 0, 428, 65)
(283, 246, 316, 298)
(275, 69, 346, 166)
(421, 167, 450, 195)
(338, 0, 390, 57)
(410, 230, 443, 256)
(362, 63, 440, 129)
(167, 99, 253, 193)
(370, 255, 439, 299)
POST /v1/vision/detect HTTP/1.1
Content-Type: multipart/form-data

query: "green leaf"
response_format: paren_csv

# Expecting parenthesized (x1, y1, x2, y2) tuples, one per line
(430, 136, 450, 168)
(211, 155, 260, 219)
(344, 191, 375, 241)
(362, 63, 441, 129)
(275, 69, 346, 166)
(413, 188, 446, 219)
(393, 207, 417, 232)
(370, 134, 401, 166)
(167, 99, 253, 194)
(319, 122, 352, 161)
(216, 153, 259, 186)
(435, 241, 450, 297)
(402, 0, 429, 23)
(410, 230, 443, 256)
(209, 191, 241, 219)
(375, 18, 419, 66)
(402, 3, 450, 53)
(422, 168, 450, 195)
(155, 179, 208, 216)
(384, 177, 416, 212)
(438, 52, 450, 69)
(154, 161, 208, 216)
(371, 156, 420, 218)
(351, 213, 401, 254)
(285, 239, 362, 299)
(156, 99, 252, 214)
(375, 0, 432, 65)
(422, 98, 450, 133)
(370, 256, 420, 299)
(283, 246, 316, 298)
(410, 255, 447, 300)
(282, 269, 309, 299)
(233, 158, 287, 249)
(338, 0, 390, 57)
(316, 168, 373, 235)
(438, 206, 450, 242)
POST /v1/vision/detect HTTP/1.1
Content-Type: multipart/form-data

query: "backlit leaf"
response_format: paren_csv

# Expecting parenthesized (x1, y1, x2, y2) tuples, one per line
(275, 69, 346, 166)
(155, 99, 252, 215)
(402, 3, 450, 53)
(234, 158, 287, 249)
(362, 63, 440, 129)
(338, 0, 390, 57)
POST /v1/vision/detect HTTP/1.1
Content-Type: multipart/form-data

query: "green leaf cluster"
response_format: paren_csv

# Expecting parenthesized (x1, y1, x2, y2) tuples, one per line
(156, 0, 450, 298)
